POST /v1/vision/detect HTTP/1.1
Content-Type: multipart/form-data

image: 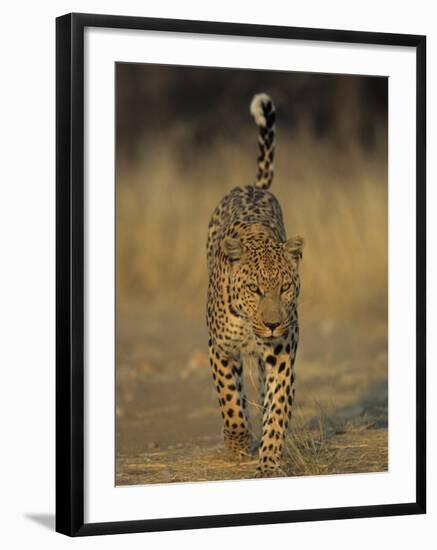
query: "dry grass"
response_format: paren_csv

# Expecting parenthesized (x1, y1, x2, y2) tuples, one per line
(116, 406, 387, 485)
(116, 126, 387, 324)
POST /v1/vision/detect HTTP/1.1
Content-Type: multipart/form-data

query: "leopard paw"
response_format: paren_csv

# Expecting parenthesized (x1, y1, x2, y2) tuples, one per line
(254, 462, 284, 478)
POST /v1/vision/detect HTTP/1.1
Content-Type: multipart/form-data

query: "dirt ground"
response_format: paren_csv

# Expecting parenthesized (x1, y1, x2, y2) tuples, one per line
(116, 306, 388, 486)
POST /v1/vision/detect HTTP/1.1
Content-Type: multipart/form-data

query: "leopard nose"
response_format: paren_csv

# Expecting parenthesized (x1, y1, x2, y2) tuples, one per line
(265, 322, 280, 331)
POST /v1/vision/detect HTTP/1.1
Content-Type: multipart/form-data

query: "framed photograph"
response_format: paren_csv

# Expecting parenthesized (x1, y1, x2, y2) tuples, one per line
(56, 13, 426, 536)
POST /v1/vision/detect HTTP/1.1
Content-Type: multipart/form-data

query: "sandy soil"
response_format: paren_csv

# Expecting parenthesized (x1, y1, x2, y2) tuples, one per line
(116, 306, 387, 486)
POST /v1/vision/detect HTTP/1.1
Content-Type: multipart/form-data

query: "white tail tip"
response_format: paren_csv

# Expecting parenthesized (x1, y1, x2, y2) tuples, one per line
(250, 93, 274, 127)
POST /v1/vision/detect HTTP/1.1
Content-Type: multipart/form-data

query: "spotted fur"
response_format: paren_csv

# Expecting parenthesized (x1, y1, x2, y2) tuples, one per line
(206, 94, 304, 477)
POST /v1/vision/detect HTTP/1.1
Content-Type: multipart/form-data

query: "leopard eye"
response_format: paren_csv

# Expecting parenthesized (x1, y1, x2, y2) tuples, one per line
(247, 283, 260, 294)
(281, 282, 291, 293)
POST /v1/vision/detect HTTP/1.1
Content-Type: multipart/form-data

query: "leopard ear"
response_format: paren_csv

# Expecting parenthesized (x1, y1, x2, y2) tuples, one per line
(222, 237, 245, 261)
(284, 236, 304, 263)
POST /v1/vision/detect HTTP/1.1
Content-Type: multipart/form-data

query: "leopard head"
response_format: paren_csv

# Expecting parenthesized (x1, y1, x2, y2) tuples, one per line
(222, 228, 304, 340)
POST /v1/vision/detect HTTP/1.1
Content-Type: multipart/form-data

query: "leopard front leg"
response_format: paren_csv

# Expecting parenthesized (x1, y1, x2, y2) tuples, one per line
(256, 339, 297, 477)
(208, 342, 253, 458)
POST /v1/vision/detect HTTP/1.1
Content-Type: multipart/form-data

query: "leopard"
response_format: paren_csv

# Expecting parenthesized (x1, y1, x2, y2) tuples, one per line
(206, 93, 304, 478)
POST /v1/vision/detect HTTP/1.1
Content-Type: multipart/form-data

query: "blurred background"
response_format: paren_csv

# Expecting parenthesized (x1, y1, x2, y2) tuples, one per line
(115, 63, 388, 485)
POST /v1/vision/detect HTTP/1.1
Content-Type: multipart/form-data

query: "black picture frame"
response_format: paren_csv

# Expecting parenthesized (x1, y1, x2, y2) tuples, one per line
(56, 12, 426, 537)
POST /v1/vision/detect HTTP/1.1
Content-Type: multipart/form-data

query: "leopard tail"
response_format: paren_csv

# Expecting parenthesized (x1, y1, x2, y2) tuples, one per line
(249, 93, 276, 189)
